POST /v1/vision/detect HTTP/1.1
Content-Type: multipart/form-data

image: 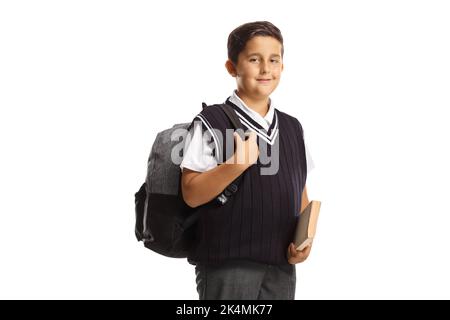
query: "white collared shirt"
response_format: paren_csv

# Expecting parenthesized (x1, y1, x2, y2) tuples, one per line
(229, 90, 275, 131)
(180, 90, 315, 173)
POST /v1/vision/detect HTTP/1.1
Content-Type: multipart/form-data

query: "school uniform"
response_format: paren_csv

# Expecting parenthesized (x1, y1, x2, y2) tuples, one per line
(180, 90, 313, 300)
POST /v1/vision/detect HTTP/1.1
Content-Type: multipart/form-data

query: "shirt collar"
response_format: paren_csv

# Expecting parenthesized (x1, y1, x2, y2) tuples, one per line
(228, 90, 274, 131)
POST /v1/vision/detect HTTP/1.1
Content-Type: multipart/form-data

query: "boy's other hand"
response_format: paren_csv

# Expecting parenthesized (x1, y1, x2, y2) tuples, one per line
(287, 242, 312, 264)
(227, 131, 259, 170)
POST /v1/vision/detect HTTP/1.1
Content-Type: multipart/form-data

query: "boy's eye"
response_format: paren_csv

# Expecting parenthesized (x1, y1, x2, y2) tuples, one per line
(249, 58, 280, 63)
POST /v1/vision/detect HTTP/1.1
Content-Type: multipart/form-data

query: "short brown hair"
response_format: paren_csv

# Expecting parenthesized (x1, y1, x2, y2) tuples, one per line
(227, 21, 284, 65)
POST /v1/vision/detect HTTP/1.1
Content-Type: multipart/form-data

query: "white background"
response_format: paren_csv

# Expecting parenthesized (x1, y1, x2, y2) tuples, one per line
(1, 0, 449, 299)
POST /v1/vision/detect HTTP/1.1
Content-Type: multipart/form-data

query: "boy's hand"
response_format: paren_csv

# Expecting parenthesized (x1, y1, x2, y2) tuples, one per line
(226, 131, 259, 170)
(287, 242, 312, 264)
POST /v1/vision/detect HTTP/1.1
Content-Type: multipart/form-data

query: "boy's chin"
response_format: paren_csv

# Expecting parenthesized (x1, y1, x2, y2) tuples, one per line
(238, 86, 275, 98)
(255, 87, 275, 97)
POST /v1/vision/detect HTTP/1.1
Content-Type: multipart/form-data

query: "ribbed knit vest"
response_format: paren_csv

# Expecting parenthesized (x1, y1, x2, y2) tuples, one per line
(187, 100, 307, 265)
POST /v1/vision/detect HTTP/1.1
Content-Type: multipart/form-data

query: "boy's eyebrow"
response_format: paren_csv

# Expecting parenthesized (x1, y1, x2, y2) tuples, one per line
(246, 53, 281, 58)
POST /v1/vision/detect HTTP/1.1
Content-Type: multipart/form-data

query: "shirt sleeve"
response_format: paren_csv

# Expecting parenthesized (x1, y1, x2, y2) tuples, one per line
(304, 142, 315, 174)
(180, 120, 218, 172)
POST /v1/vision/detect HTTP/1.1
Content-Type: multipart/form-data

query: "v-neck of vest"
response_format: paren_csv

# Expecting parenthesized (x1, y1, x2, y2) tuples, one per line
(225, 98, 279, 143)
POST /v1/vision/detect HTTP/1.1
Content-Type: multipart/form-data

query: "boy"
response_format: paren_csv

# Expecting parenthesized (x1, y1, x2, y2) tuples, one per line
(180, 21, 314, 300)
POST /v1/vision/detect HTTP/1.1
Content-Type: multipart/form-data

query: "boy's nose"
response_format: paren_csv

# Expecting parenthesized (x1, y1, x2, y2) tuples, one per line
(260, 63, 270, 74)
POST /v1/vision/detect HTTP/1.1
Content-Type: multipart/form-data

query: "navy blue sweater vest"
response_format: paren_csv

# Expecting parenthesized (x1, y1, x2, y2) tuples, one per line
(187, 101, 307, 265)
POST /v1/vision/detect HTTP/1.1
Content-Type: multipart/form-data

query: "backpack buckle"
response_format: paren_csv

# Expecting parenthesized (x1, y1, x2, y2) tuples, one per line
(216, 183, 238, 205)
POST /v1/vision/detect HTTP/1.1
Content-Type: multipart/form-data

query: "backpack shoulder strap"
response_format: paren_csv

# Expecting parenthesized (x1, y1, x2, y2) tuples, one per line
(221, 104, 245, 134)
(198, 101, 248, 206)
(218, 103, 248, 205)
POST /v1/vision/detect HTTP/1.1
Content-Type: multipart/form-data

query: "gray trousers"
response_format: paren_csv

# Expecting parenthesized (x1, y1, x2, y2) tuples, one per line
(195, 260, 296, 300)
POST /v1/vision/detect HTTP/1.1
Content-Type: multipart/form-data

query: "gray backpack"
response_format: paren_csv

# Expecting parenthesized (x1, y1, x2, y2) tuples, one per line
(134, 103, 244, 258)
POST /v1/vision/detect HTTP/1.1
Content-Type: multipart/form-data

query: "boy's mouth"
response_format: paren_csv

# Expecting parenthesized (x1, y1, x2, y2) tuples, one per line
(256, 79, 271, 83)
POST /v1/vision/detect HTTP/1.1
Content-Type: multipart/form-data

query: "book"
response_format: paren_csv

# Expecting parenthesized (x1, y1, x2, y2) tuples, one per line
(294, 200, 321, 251)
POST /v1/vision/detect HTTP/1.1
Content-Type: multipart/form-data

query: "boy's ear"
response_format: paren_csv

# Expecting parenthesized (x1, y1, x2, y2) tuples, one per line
(225, 60, 237, 77)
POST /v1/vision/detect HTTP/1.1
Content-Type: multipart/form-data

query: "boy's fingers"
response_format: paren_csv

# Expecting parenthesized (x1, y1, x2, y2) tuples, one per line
(233, 132, 243, 145)
(246, 131, 257, 141)
(300, 244, 311, 255)
(235, 130, 256, 143)
(289, 243, 298, 257)
(290, 243, 310, 258)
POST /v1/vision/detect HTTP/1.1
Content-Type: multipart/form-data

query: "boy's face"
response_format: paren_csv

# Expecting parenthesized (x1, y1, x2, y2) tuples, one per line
(226, 36, 284, 100)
